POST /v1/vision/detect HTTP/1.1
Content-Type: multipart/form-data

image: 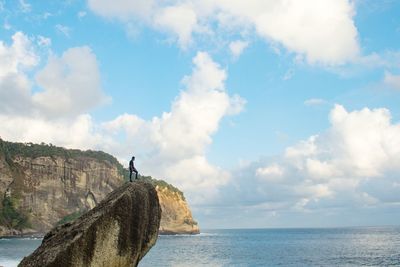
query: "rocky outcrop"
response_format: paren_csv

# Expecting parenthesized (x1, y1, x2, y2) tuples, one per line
(19, 181, 161, 267)
(156, 185, 199, 234)
(0, 140, 199, 236)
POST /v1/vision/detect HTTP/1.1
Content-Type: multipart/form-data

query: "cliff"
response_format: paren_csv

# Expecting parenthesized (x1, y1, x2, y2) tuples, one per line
(0, 139, 199, 236)
(155, 185, 199, 234)
(19, 181, 161, 267)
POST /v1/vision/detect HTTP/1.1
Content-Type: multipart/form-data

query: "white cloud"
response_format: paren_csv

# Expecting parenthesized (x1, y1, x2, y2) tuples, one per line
(247, 0, 359, 64)
(256, 163, 283, 177)
(102, 52, 245, 203)
(0, 114, 106, 150)
(0, 32, 38, 75)
(87, 0, 155, 20)
(0, 35, 107, 150)
(0, 32, 107, 119)
(0, 36, 244, 206)
(34, 46, 108, 117)
(55, 24, 71, 38)
(221, 104, 400, 220)
(287, 105, 400, 178)
(19, 0, 31, 13)
(304, 98, 327, 106)
(306, 159, 338, 179)
(37, 35, 51, 47)
(384, 71, 400, 90)
(0, 36, 111, 150)
(0, 32, 38, 114)
(88, 0, 360, 65)
(153, 4, 198, 48)
(229, 40, 249, 59)
(256, 164, 284, 181)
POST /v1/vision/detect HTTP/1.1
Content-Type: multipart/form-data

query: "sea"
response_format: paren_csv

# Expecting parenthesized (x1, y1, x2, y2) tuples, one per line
(1, 226, 400, 267)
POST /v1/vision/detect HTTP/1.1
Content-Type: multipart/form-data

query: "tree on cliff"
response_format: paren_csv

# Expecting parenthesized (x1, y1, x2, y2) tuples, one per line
(0, 196, 30, 230)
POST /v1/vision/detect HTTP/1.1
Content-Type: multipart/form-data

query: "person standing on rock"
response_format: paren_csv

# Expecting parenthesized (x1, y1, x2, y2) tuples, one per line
(129, 156, 138, 182)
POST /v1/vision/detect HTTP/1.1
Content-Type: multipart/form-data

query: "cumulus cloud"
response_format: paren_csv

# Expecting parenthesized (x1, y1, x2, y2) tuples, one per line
(0, 32, 38, 75)
(0, 32, 38, 115)
(219, 105, 400, 220)
(153, 4, 198, 48)
(102, 52, 245, 203)
(88, 0, 359, 65)
(33, 46, 108, 117)
(0, 114, 107, 150)
(0, 35, 244, 205)
(0, 33, 107, 118)
(0, 32, 108, 139)
(256, 164, 284, 180)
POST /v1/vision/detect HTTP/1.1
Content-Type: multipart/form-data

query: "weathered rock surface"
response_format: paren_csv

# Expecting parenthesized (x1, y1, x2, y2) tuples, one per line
(156, 185, 199, 234)
(19, 181, 161, 267)
(0, 143, 123, 233)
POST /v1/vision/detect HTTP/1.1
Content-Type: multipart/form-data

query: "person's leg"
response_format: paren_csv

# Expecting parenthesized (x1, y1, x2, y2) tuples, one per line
(129, 171, 132, 182)
(135, 171, 138, 180)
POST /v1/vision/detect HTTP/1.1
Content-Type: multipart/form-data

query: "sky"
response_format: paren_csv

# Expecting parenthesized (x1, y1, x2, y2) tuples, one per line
(1, 0, 400, 229)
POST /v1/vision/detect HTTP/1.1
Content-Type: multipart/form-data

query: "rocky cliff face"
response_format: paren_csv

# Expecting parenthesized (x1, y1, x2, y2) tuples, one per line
(156, 185, 199, 234)
(0, 150, 123, 234)
(19, 181, 161, 267)
(0, 140, 199, 236)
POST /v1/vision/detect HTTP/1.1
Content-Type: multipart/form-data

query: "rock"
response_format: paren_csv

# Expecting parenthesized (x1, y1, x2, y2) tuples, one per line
(0, 226, 37, 237)
(19, 181, 161, 267)
(0, 152, 123, 233)
(156, 186, 199, 234)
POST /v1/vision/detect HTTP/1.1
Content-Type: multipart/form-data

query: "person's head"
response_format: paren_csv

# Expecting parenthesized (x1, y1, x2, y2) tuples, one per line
(132, 156, 135, 160)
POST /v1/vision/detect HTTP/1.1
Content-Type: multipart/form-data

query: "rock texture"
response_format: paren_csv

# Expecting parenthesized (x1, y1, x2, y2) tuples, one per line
(0, 154, 122, 233)
(0, 140, 199, 236)
(19, 181, 161, 267)
(156, 185, 199, 234)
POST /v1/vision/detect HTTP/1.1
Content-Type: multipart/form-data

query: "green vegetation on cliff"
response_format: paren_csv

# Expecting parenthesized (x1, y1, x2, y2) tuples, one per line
(0, 197, 30, 230)
(56, 211, 83, 226)
(0, 139, 126, 177)
(140, 175, 185, 201)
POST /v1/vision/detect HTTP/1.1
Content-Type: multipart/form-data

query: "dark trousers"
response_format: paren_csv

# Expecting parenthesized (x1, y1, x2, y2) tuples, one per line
(130, 171, 138, 181)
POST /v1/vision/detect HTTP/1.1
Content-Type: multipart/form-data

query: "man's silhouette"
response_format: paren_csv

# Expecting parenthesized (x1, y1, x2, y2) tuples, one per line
(129, 156, 138, 182)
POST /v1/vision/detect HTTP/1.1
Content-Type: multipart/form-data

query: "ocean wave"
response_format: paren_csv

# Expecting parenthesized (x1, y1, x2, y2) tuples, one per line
(158, 232, 218, 237)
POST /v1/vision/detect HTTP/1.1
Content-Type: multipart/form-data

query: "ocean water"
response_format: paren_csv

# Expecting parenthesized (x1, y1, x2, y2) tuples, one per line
(1, 227, 400, 267)
(0, 238, 42, 267)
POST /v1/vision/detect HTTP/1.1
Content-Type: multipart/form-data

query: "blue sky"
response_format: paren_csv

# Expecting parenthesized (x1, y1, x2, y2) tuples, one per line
(1, 0, 400, 228)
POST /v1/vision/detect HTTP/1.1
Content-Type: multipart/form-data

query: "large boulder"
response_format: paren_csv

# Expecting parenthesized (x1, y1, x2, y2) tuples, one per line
(19, 181, 161, 267)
